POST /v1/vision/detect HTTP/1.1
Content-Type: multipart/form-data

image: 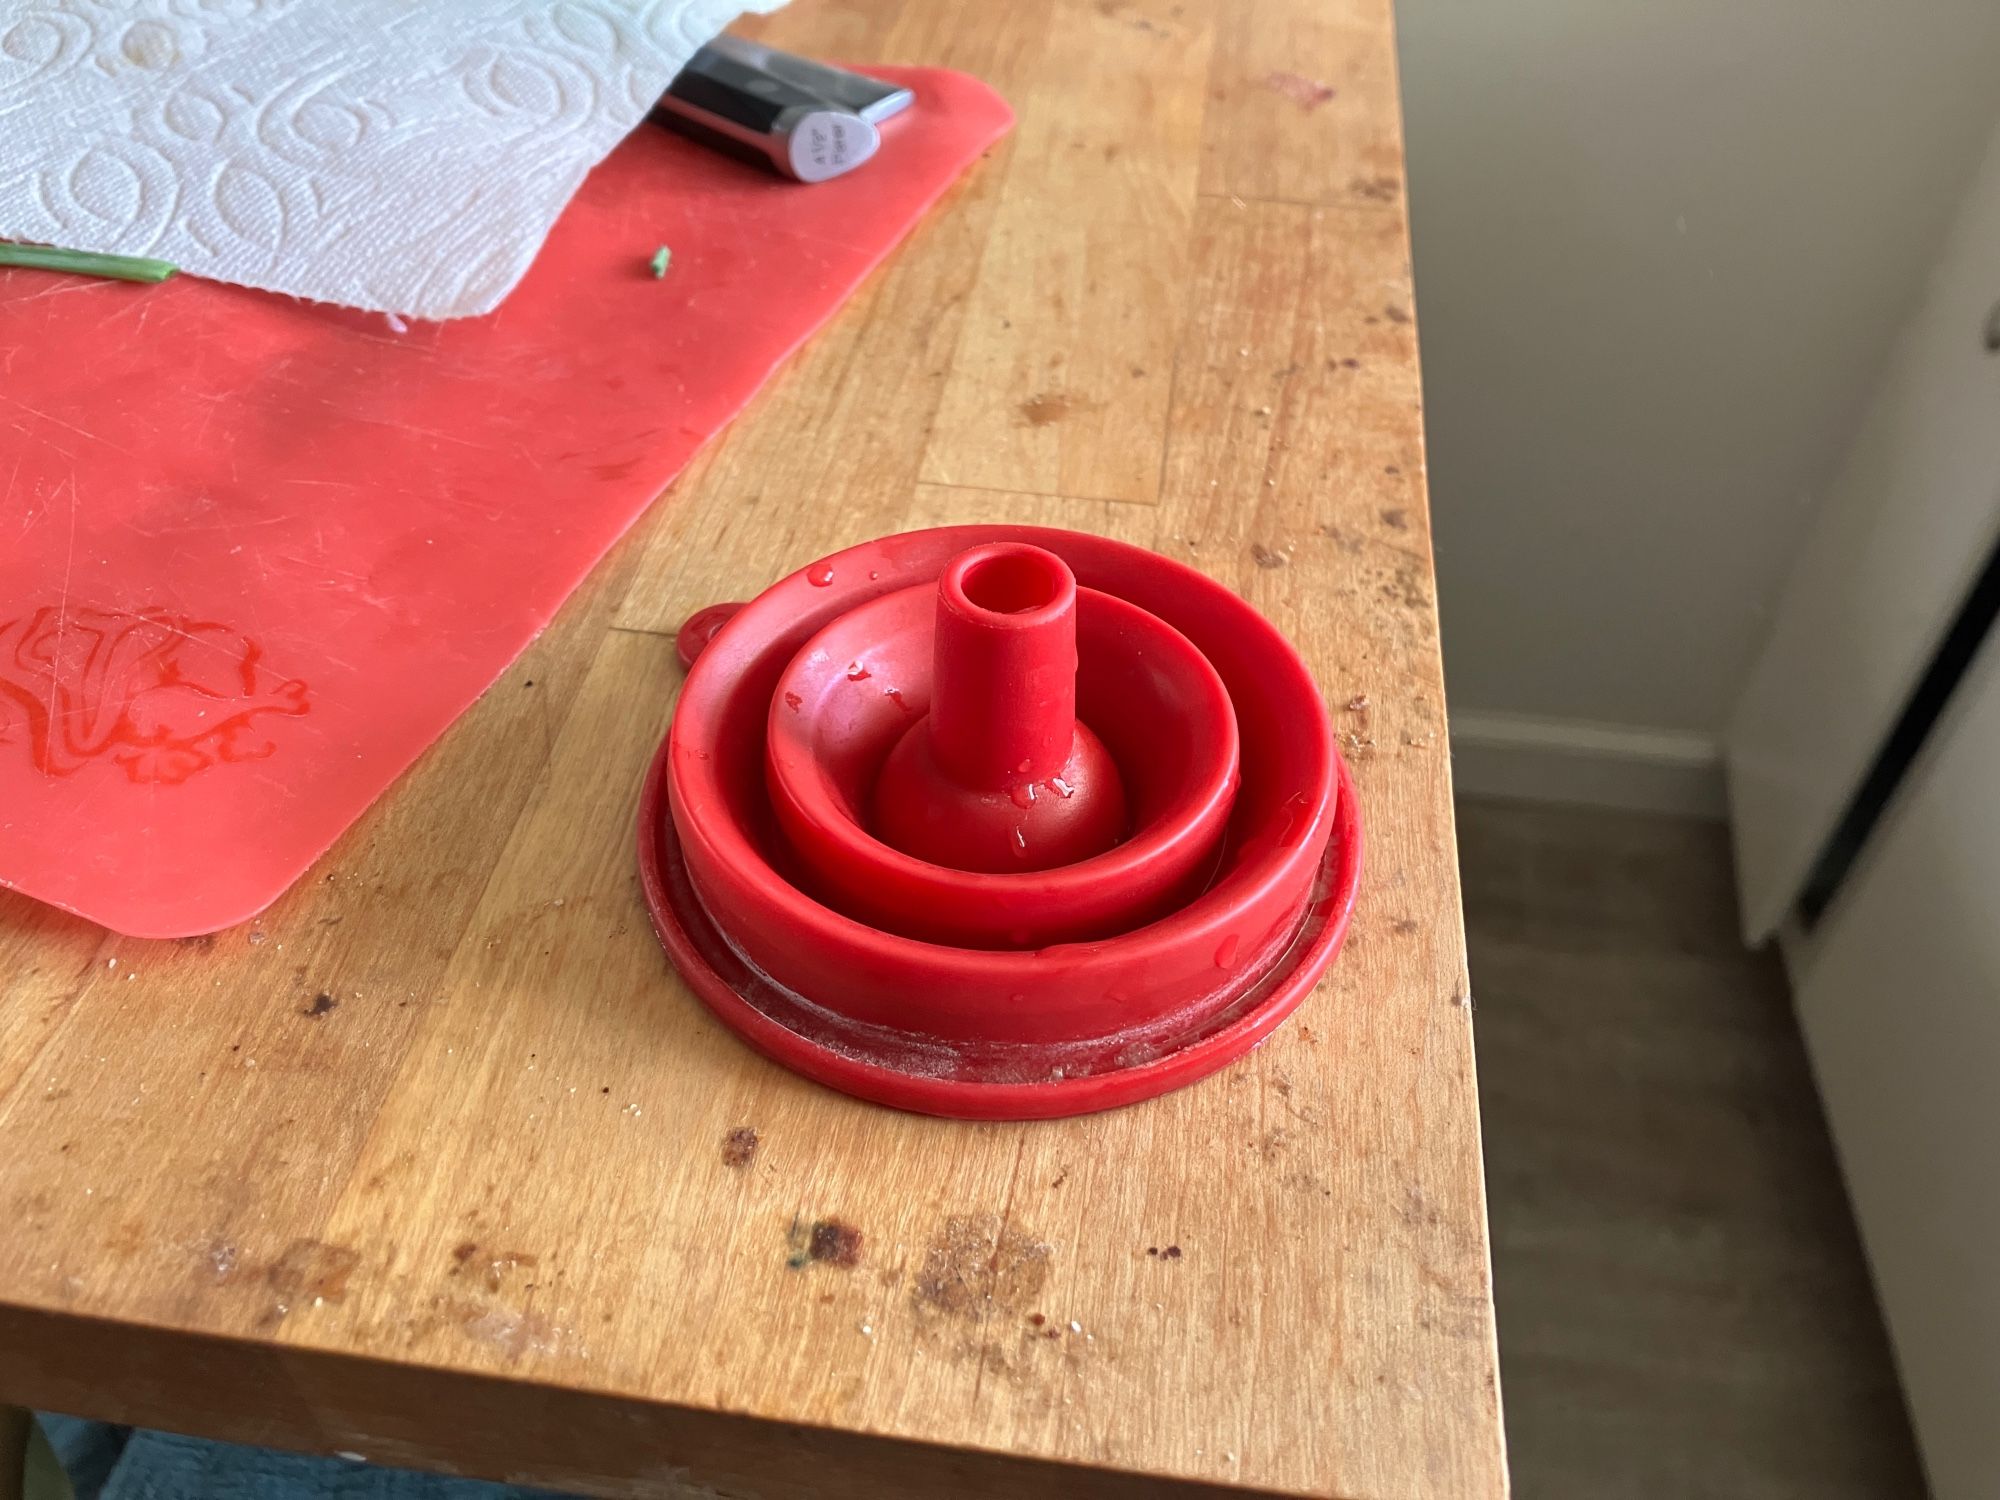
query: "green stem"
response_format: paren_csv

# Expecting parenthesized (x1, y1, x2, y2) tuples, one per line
(0, 243, 178, 284)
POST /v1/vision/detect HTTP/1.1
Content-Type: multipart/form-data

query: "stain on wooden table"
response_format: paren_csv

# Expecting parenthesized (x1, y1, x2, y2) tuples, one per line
(0, 1, 1505, 1495)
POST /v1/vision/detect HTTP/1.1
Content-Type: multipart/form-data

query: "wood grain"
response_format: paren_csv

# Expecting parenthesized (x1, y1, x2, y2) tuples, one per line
(1198, 0, 1408, 209)
(0, 2, 1505, 1496)
(918, 0, 1209, 504)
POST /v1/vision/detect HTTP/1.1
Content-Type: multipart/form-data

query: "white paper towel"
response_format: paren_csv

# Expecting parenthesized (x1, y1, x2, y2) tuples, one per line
(0, 0, 783, 318)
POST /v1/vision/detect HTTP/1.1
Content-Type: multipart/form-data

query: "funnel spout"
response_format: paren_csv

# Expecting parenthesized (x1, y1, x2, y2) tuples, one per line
(930, 544, 1078, 790)
(868, 543, 1128, 872)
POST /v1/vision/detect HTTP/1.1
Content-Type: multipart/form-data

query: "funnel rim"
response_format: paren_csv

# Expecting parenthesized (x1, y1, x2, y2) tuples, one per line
(941, 541, 1075, 628)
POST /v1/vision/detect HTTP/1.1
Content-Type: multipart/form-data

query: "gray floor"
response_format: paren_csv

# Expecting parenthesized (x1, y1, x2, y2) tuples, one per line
(1460, 797, 1928, 1499)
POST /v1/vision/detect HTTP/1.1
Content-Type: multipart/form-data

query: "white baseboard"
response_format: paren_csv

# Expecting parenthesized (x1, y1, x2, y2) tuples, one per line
(1448, 709, 1727, 820)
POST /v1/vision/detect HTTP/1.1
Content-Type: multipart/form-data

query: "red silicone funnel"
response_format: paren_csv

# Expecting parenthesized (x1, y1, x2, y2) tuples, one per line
(637, 526, 1361, 1120)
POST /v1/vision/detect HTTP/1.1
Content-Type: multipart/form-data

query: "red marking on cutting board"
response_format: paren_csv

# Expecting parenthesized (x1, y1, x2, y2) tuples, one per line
(0, 606, 307, 784)
(0, 67, 1013, 937)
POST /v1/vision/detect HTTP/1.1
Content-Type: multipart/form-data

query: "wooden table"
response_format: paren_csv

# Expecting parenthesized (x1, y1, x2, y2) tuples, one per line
(0, 1, 1505, 1495)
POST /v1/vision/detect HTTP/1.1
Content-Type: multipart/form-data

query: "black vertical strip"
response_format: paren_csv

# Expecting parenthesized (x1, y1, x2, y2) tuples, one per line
(1799, 525, 2000, 929)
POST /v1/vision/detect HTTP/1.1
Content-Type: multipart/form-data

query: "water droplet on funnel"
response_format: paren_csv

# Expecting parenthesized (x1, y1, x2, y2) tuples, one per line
(807, 563, 835, 587)
(1016, 758, 1033, 774)
(1012, 827, 1028, 855)
(784, 691, 803, 712)
(868, 569, 880, 580)
(1049, 776, 1076, 799)
(1009, 782, 1037, 809)
(1214, 934, 1241, 967)
(883, 687, 911, 712)
(845, 661, 871, 681)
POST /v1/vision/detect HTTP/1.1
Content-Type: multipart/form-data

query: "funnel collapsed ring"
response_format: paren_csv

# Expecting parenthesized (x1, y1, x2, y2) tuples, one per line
(637, 525, 1361, 1119)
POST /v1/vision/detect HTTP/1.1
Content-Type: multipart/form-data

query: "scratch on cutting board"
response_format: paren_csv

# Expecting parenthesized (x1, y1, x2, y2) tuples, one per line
(0, 392, 133, 455)
(292, 396, 491, 451)
(4, 281, 105, 307)
(139, 510, 294, 539)
(44, 473, 78, 736)
(127, 616, 243, 663)
(186, 388, 231, 449)
(92, 294, 155, 337)
(5, 455, 28, 536)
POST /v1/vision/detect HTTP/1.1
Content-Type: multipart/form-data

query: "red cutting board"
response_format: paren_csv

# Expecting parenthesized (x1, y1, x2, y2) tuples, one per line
(0, 67, 1011, 938)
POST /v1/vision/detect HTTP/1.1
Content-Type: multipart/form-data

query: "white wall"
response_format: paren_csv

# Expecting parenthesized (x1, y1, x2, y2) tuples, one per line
(1397, 0, 2000, 811)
